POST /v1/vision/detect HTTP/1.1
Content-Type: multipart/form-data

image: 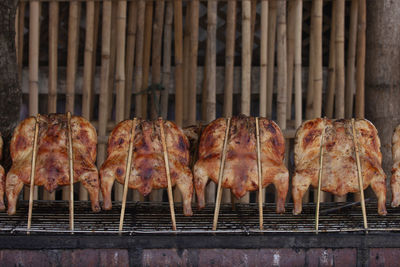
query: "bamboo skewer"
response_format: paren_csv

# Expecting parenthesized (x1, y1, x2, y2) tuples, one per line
(119, 118, 137, 233)
(48, 2, 59, 114)
(294, 0, 303, 128)
(107, 2, 118, 122)
(355, 0, 366, 119)
(276, 0, 287, 129)
(315, 118, 326, 234)
(134, 0, 146, 118)
(159, 118, 177, 231)
(17, 2, 26, 81)
(255, 117, 263, 230)
(326, 0, 336, 119)
(260, 0, 268, 117)
(90, 3, 100, 121)
(212, 117, 231, 231)
(161, 2, 173, 120)
(345, 0, 358, 119)
(182, 9, 191, 126)
(67, 112, 74, 232)
(351, 118, 368, 231)
(286, 0, 296, 119)
(188, 0, 199, 126)
(335, 0, 345, 119)
(312, 0, 323, 119)
(27, 115, 40, 235)
(267, 0, 277, 118)
(173, 0, 184, 127)
(224, 0, 236, 119)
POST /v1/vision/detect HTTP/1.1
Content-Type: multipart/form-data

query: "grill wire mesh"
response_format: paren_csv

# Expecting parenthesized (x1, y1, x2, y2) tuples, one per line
(1, 200, 400, 234)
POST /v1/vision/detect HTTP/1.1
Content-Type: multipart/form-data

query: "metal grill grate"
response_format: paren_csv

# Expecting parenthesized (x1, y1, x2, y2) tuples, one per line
(1, 201, 400, 234)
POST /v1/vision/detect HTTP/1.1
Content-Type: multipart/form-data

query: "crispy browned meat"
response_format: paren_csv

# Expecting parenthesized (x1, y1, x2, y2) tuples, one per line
(6, 114, 100, 215)
(193, 115, 289, 213)
(100, 119, 193, 216)
(292, 118, 387, 215)
(391, 125, 400, 207)
(0, 135, 5, 211)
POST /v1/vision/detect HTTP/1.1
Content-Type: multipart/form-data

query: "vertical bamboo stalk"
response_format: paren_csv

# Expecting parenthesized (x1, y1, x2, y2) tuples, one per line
(188, 0, 199, 126)
(17, 2, 26, 81)
(345, 0, 358, 119)
(267, 0, 277, 118)
(124, 1, 138, 119)
(174, 0, 184, 127)
(97, 0, 113, 170)
(294, 0, 303, 129)
(355, 0, 366, 119)
(67, 112, 74, 232)
(312, 0, 323, 119)
(141, 2, 154, 119)
(205, 0, 218, 203)
(182, 8, 191, 126)
(286, 0, 296, 120)
(326, 0, 336, 119)
(224, 0, 236, 118)
(134, 0, 146, 118)
(276, 0, 287, 129)
(161, 2, 173, 120)
(335, 0, 345, 119)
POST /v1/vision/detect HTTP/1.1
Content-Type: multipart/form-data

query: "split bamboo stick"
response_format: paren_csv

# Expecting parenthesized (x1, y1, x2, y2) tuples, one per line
(345, 0, 358, 119)
(141, 2, 154, 120)
(206, 0, 218, 203)
(17, 2, 26, 81)
(188, 0, 199, 126)
(161, 2, 173, 120)
(267, 0, 277, 118)
(315, 119, 326, 234)
(335, 0, 345, 119)
(134, 0, 146, 118)
(159, 119, 177, 231)
(312, 0, 322, 119)
(355, 0, 366, 119)
(286, 0, 295, 120)
(67, 112, 74, 232)
(294, 0, 303, 129)
(15, 5, 18, 66)
(27, 115, 40, 235)
(119, 118, 136, 233)
(89, 3, 100, 121)
(212, 118, 231, 231)
(276, 0, 287, 129)
(255, 117, 263, 230)
(326, 0, 336, 119)
(124, 1, 138, 119)
(305, 1, 315, 120)
(173, 0, 184, 127)
(182, 8, 191, 126)
(97, 0, 113, 170)
(201, 53, 208, 123)
(224, 0, 236, 118)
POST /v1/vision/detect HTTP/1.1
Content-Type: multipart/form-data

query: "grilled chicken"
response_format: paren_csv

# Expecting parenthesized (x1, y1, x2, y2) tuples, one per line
(100, 119, 193, 216)
(292, 118, 387, 215)
(193, 115, 289, 213)
(391, 125, 400, 207)
(6, 114, 100, 215)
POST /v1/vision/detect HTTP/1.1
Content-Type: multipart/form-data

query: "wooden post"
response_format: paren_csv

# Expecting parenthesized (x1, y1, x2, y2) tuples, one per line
(276, 0, 287, 129)
(173, 0, 184, 127)
(188, 0, 199, 126)
(161, 2, 173, 120)
(267, 0, 277, 118)
(335, 0, 345, 119)
(255, 117, 263, 230)
(294, 0, 303, 129)
(355, 0, 366, 119)
(212, 118, 231, 231)
(326, 0, 336, 119)
(124, 1, 138, 119)
(119, 118, 137, 234)
(134, 0, 146, 119)
(345, 0, 359, 118)
(351, 119, 368, 231)
(67, 112, 74, 233)
(315, 119, 326, 234)
(286, 0, 296, 120)
(159, 118, 177, 231)
(27, 115, 40, 235)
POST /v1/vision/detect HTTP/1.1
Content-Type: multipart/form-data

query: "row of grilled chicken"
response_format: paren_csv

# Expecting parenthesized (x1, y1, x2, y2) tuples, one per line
(1, 114, 398, 217)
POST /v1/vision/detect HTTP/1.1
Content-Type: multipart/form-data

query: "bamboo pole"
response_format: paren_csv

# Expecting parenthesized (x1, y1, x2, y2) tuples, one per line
(161, 2, 173, 120)
(205, 0, 218, 204)
(134, 0, 146, 119)
(212, 118, 231, 231)
(267, 0, 277, 118)
(286, 0, 296, 120)
(97, 0, 113, 169)
(124, 1, 138, 119)
(174, 0, 184, 127)
(312, 0, 322, 119)
(315, 119, 326, 234)
(119, 118, 137, 233)
(351, 119, 368, 231)
(67, 112, 74, 233)
(355, 0, 366, 119)
(255, 117, 263, 230)
(276, 0, 287, 129)
(345, 0, 358, 119)
(159, 118, 177, 231)
(250, 0, 257, 53)
(107, 2, 118, 122)
(182, 8, 191, 126)
(326, 0, 336, 119)
(27, 115, 40, 235)
(90, 3, 100, 120)
(27, 0, 40, 201)
(188, 0, 199, 126)
(294, 0, 303, 129)
(141, 2, 154, 120)
(17, 2, 26, 81)
(224, 0, 236, 118)
(335, 0, 345, 119)
(305, 1, 315, 120)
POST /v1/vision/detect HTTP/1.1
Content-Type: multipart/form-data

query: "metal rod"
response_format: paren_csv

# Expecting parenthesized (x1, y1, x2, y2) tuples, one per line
(119, 118, 137, 233)
(67, 112, 74, 233)
(315, 118, 326, 234)
(255, 117, 263, 230)
(351, 118, 368, 232)
(320, 198, 371, 215)
(159, 118, 177, 231)
(212, 117, 231, 231)
(27, 114, 40, 235)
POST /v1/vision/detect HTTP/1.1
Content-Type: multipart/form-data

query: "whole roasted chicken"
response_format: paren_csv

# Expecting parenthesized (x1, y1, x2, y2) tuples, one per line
(390, 125, 400, 207)
(292, 118, 387, 215)
(6, 114, 100, 215)
(100, 119, 193, 216)
(193, 115, 289, 213)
